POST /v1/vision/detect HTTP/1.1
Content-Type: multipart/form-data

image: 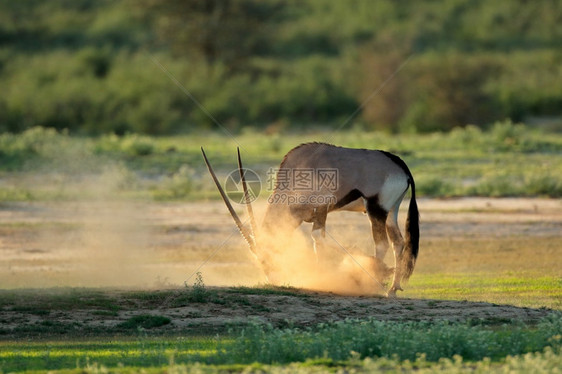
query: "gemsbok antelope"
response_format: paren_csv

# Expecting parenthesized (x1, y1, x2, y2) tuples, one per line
(201, 142, 419, 297)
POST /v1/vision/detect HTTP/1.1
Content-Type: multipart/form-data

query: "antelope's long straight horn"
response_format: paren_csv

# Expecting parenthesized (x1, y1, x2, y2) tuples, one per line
(237, 147, 257, 246)
(201, 147, 258, 256)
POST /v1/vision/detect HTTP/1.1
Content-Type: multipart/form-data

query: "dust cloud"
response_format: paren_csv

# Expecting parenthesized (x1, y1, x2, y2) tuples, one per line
(247, 222, 389, 296)
(3, 162, 390, 294)
(34, 167, 155, 288)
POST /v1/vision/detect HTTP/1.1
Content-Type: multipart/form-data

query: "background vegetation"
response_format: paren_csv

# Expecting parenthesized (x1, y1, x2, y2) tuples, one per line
(0, 124, 561, 201)
(0, 0, 561, 134)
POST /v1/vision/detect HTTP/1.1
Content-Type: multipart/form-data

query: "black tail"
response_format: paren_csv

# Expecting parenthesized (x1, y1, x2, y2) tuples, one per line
(402, 179, 419, 281)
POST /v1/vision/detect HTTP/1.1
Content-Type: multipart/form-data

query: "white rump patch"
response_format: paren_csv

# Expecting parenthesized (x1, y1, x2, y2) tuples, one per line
(379, 174, 409, 211)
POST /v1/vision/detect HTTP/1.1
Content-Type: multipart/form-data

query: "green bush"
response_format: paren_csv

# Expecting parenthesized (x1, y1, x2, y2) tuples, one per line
(0, 127, 66, 156)
(120, 134, 155, 156)
(417, 176, 456, 197)
(488, 120, 529, 152)
(152, 165, 196, 200)
(93, 133, 155, 156)
(172, 272, 218, 305)
(524, 173, 562, 197)
(1, 0, 561, 134)
(225, 313, 562, 364)
(399, 53, 502, 132)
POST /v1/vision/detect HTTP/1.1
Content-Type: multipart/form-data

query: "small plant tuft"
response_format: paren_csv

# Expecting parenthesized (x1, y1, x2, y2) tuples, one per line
(177, 272, 217, 304)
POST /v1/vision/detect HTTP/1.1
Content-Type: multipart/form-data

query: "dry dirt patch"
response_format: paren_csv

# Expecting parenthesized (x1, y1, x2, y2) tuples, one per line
(0, 287, 554, 338)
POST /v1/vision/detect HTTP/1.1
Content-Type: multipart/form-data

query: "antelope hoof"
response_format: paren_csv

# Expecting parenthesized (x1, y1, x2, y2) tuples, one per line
(386, 286, 403, 298)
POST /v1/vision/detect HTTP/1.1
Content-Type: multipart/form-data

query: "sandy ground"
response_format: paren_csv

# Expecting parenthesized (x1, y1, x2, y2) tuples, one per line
(1, 197, 560, 287)
(0, 198, 560, 332)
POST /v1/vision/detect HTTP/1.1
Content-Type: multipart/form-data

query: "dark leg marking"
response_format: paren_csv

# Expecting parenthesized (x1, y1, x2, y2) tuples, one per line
(333, 189, 363, 210)
(366, 197, 388, 222)
(366, 197, 392, 283)
(366, 198, 389, 252)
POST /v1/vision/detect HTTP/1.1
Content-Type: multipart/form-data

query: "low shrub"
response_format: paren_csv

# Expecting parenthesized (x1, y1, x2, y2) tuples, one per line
(225, 313, 562, 364)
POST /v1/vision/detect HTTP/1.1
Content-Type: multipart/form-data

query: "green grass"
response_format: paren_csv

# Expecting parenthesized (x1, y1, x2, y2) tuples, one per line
(406, 235, 562, 310)
(0, 315, 560, 373)
(405, 273, 562, 309)
(0, 337, 219, 372)
(1, 124, 561, 202)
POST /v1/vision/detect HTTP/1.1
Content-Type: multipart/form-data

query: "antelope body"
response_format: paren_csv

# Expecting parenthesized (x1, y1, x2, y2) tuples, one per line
(202, 142, 419, 297)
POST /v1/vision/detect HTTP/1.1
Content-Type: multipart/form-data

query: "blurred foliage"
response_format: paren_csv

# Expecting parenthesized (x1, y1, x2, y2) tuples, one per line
(0, 0, 561, 134)
(135, 0, 284, 70)
(0, 124, 561, 200)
